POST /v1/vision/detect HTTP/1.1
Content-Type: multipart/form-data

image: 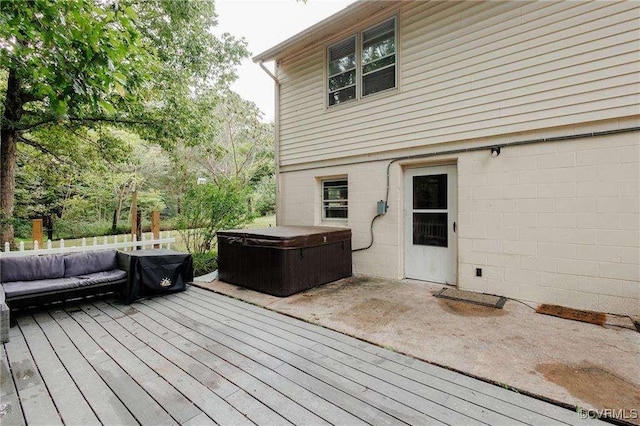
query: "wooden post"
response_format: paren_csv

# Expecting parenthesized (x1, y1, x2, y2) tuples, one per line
(152, 210, 160, 248)
(131, 190, 138, 240)
(32, 219, 43, 249)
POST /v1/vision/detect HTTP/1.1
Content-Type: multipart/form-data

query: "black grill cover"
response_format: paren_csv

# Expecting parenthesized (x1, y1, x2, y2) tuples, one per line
(124, 249, 193, 303)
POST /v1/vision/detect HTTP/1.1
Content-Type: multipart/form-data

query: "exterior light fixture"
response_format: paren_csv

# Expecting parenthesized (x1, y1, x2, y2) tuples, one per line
(490, 146, 501, 157)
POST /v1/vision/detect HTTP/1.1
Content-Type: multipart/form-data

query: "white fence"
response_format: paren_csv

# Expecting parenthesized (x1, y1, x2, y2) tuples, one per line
(1, 232, 176, 258)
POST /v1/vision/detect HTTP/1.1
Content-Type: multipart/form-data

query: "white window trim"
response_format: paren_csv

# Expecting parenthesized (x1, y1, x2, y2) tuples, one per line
(326, 16, 397, 109)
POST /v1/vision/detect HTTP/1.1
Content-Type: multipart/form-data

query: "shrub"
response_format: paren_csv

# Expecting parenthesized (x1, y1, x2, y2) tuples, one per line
(175, 181, 252, 254)
(13, 219, 32, 239)
(192, 251, 218, 276)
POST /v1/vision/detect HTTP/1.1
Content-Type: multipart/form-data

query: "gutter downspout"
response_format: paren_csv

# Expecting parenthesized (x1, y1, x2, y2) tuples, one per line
(258, 61, 282, 225)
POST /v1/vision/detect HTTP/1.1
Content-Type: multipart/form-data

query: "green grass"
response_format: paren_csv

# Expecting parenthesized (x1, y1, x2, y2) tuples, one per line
(246, 214, 276, 228)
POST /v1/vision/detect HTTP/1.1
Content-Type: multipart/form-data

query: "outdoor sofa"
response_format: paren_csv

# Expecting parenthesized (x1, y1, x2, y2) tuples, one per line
(0, 250, 128, 342)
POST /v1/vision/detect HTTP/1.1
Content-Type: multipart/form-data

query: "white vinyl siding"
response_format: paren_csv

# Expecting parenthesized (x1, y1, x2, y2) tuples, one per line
(277, 1, 640, 167)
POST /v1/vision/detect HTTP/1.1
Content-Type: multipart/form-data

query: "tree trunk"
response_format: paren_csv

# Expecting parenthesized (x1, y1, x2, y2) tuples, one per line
(0, 68, 24, 247)
(111, 208, 119, 233)
(0, 129, 17, 246)
(111, 185, 126, 233)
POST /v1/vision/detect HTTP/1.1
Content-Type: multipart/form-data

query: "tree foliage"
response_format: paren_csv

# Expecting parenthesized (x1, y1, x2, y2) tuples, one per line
(183, 91, 274, 186)
(0, 0, 147, 119)
(0, 0, 248, 245)
(253, 174, 276, 216)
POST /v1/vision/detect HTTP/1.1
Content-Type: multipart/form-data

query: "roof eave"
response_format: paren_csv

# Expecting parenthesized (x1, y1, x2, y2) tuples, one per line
(252, 0, 369, 63)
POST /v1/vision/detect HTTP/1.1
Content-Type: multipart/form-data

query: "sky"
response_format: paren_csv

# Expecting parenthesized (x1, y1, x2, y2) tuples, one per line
(214, 0, 357, 122)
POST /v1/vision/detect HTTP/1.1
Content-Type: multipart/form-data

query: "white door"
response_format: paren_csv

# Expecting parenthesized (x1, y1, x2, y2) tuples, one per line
(404, 165, 457, 284)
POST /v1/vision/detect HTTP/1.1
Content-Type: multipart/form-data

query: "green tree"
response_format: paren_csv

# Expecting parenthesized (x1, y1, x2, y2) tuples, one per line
(0, 0, 247, 245)
(253, 174, 276, 216)
(198, 91, 274, 187)
(160, 90, 275, 218)
(175, 181, 251, 255)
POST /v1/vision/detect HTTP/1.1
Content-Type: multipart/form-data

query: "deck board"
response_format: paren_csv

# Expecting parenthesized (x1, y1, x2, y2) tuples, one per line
(51, 308, 180, 425)
(16, 315, 100, 426)
(68, 307, 200, 424)
(191, 287, 597, 425)
(148, 297, 417, 425)
(160, 293, 475, 425)
(140, 299, 338, 425)
(128, 300, 331, 425)
(4, 327, 62, 426)
(90, 303, 254, 426)
(2, 286, 605, 425)
(179, 289, 561, 425)
(152, 300, 380, 424)
(173, 291, 527, 425)
(0, 345, 26, 426)
(31, 311, 138, 425)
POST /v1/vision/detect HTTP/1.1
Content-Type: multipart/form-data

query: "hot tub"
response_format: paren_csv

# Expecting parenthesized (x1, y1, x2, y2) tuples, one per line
(217, 226, 352, 296)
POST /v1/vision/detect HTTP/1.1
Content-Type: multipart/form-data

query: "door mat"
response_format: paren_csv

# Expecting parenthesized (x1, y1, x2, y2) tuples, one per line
(434, 288, 507, 309)
(536, 304, 606, 326)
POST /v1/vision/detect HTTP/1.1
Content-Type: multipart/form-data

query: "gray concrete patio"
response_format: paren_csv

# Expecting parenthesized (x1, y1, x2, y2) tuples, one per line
(195, 276, 640, 425)
(1, 285, 610, 425)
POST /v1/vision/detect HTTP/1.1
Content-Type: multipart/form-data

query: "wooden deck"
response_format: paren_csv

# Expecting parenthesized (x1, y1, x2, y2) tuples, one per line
(1, 286, 602, 425)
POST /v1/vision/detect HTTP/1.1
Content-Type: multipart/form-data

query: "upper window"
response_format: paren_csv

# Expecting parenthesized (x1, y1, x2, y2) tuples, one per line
(328, 37, 356, 106)
(327, 18, 396, 107)
(362, 19, 396, 96)
(322, 179, 348, 219)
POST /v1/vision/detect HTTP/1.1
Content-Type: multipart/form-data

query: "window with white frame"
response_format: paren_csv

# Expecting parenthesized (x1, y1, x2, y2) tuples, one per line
(322, 179, 348, 219)
(327, 17, 396, 107)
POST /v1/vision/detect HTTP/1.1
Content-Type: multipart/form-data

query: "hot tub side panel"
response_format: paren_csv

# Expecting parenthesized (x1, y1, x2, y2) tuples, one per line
(217, 234, 352, 297)
(280, 239, 352, 296)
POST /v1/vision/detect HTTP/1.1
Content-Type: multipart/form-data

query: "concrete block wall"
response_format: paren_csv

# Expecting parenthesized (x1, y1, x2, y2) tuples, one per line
(278, 127, 639, 316)
(457, 130, 639, 316)
(279, 161, 403, 279)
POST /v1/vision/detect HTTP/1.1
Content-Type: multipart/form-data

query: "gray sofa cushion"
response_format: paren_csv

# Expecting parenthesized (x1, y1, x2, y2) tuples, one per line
(0, 255, 65, 283)
(77, 270, 127, 285)
(3, 277, 84, 298)
(3, 270, 126, 300)
(64, 250, 118, 278)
